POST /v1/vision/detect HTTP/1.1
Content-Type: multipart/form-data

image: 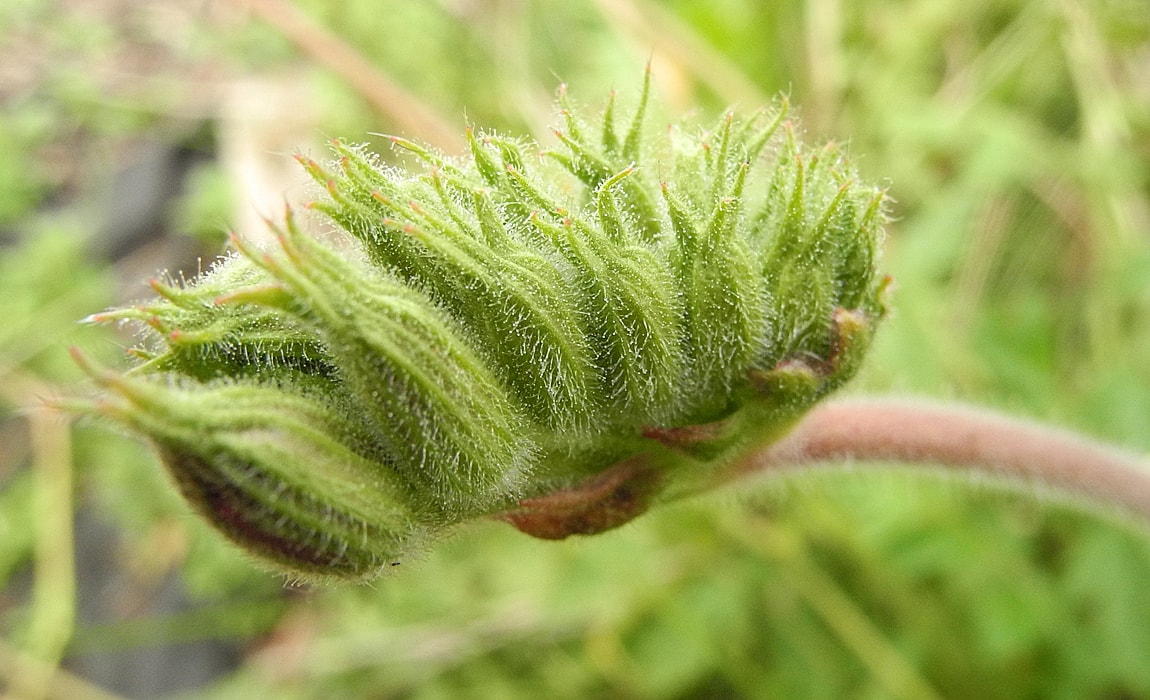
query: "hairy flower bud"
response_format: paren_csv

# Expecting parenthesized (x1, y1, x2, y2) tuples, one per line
(77, 73, 888, 580)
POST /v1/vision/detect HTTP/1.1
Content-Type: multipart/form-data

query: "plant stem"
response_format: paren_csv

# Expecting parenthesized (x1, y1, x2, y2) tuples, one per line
(0, 637, 128, 700)
(238, 0, 462, 151)
(743, 398, 1150, 524)
(9, 408, 77, 700)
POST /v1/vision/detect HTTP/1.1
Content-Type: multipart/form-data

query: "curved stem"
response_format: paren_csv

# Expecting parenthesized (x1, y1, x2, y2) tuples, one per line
(743, 398, 1150, 524)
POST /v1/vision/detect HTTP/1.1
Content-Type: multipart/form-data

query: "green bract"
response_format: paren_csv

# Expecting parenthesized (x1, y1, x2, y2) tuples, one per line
(80, 77, 889, 582)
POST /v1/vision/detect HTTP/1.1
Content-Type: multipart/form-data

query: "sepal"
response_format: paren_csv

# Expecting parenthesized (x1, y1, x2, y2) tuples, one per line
(73, 360, 426, 582)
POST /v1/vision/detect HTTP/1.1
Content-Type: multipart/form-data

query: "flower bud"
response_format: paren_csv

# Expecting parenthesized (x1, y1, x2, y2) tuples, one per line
(78, 74, 890, 578)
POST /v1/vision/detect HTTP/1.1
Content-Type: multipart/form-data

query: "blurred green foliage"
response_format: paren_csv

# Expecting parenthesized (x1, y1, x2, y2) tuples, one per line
(1, 0, 1148, 698)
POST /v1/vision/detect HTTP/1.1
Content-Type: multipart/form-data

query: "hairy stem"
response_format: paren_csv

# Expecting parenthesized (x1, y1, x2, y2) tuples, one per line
(744, 398, 1150, 523)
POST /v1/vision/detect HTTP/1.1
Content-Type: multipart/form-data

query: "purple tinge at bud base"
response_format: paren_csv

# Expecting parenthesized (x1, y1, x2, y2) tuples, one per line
(75, 356, 429, 581)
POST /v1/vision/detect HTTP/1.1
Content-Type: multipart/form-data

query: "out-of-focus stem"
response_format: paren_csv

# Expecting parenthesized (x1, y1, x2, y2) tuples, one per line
(239, 0, 462, 151)
(9, 408, 77, 700)
(745, 398, 1150, 523)
(0, 637, 125, 700)
(590, 0, 767, 106)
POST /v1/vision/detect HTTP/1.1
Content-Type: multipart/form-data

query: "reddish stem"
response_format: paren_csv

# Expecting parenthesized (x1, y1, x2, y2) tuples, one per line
(745, 398, 1150, 523)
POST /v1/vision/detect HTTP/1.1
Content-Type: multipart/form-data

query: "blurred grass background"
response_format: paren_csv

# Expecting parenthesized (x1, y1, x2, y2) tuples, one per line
(1, 0, 1149, 698)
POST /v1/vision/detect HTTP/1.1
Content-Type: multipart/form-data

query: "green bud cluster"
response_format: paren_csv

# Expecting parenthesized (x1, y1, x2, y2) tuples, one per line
(79, 75, 888, 581)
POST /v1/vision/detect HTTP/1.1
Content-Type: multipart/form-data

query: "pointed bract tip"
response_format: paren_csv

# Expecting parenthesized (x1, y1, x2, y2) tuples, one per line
(68, 347, 120, 387)
(79, 312, 109, 325)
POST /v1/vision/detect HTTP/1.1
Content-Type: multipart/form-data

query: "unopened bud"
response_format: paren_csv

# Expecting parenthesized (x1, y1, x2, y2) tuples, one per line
(76, 74, 890, 579)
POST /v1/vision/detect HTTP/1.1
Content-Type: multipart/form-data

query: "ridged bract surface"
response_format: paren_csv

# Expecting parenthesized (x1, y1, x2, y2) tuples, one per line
(83, 78, 888, 581)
